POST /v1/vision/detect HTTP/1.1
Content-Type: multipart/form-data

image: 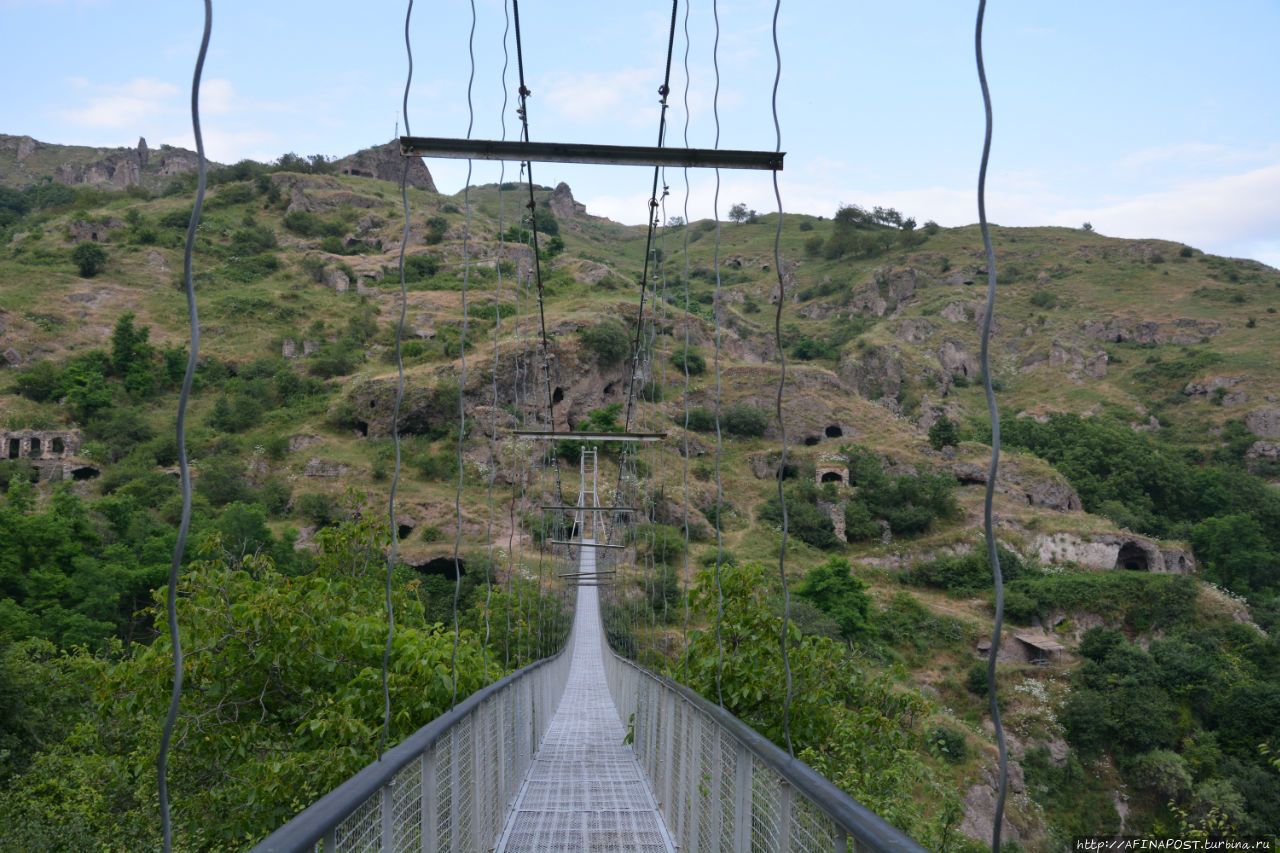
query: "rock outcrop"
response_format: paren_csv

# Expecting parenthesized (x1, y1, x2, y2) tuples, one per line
(332, 140, 437, 192)
(547, 182, 587, 222)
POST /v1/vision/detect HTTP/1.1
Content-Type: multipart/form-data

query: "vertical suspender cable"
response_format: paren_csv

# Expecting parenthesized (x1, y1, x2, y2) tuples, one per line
(710, 0, 726, 708)
(975, 1, 1008, 849)
(622, 0, 680, 436)
(678, 0, 693, 682)
(768, 0, 794, 758)
(486, 0, 514, 683)
(510, 0, 561, 462)
(381, 0, 415, 760)
(451, 0, 478, 708)
(160, 3, 209, 849)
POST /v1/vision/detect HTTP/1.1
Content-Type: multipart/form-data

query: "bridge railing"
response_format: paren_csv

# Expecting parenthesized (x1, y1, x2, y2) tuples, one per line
(250, 639, 574, 853)
(601, 633, 930, 853)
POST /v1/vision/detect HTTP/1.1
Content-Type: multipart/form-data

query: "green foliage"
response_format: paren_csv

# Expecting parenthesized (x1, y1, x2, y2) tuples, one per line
(1029, 290, 1059, 309)
(71, 242, 106, 277)
(904, 545, 1025, 595)
(721, 401, 769, 437)
(282, 210, 344, 238)
(0, 513, 495, 850)
(796, 556, 870, 640)
(758, 481, 842, 550)
(999, 412, 1280, 596)
(670, 345, 705, 376)
(965, 661, 988, 695)
(926, 725, 968, 763)
(844, 449, 958, 541)
(679, 560, 962, 845)
(683, 407, 717, 432)
(404, 252, 440, 280)
(927, 415, 959, 450)
(579, 320, 631, 366)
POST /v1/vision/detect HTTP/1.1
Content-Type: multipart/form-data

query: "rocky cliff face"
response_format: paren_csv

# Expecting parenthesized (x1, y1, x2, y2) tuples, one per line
(332, 140, 437, 193)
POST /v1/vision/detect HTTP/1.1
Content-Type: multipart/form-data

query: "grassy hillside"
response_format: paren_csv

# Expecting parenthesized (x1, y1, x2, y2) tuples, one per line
(2, 157, 1278, 850)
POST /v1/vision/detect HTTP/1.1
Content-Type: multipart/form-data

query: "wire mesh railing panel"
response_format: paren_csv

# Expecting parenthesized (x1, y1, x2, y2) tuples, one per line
(434, 734, 454, 853)
(750, 757, 783, 853)
(717, 734, 738, 851)
(390, 759, 422, 853)
(332, 794, 380, 853)
(601, 624, 929, 853)
(790, 795, 842, 853)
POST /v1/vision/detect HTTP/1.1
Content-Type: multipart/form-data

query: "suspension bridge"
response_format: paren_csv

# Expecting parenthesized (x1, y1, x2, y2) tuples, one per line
(156, 0, 1011, 849)
(249, 455, 926, 853)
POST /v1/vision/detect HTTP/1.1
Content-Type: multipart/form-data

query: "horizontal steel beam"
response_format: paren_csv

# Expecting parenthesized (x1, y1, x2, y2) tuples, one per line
(547, 539, 628, 549)
(400, 136, 784, 171)
(541, 505, 638, 512)
(514, 430, 667, 442)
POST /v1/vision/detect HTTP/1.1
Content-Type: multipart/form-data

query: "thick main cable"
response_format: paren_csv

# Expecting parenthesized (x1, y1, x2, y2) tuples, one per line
(975, 1, 1009, 850)
(622, 0, 681, 436)
(510, 0, 559, 449)
(159, 3, 210, 849)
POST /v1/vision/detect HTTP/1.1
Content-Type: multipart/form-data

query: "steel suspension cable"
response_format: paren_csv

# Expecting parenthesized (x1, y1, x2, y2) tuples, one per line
(485, 0, 515, 686)
(975, 1, 1009, 848)
(450, 0, 477, 708)
(678, 0, 693, 682)
(622, 0, 681, 436)
(510, 0, 560, 452)
(159, 4, 210, 848)
(381, 0, 415, 760)
(768, 0, 795, 758)
(711, 0, 726, 708)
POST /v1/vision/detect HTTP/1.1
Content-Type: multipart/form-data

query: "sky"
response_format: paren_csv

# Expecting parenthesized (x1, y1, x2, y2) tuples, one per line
(3, 0, 1279, 268)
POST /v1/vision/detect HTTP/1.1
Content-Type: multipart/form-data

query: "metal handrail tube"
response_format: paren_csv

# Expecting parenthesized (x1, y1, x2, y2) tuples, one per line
(250, 642, 572, 853)
(602, 633, 929, 853)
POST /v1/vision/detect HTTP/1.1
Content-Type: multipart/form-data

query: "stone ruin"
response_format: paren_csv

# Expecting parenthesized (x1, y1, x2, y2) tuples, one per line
(1, 429, 98, 481)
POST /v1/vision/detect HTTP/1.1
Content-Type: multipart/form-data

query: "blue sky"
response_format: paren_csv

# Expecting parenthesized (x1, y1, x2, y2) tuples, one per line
(3, 0, 1278, 267)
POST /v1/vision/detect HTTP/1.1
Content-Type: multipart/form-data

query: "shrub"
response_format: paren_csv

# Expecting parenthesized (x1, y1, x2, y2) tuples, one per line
(721, 401, 769, 437)
(927, 726, 968, 763)
(796, 556, 870, 639)
(683, 407, 716, 432)
(1029, 290, 1058, 309)
(966, 661, 989, 695)
(670, 345, 705, 376)
(580, 320, 631, 366)
(927, 415, 959, 450)
(72, 242, 107, 277)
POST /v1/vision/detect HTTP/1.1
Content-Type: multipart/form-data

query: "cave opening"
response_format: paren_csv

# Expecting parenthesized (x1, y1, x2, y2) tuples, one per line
(397, 523, 414, 540)
(413, 556, 466, 580)
(803, 435, 821, 446)
(821, 471, 844, 483)
(1116, 541, 1149, 572)
(71, 466, 100, 481)
(825, 425, 843, 438)
(552, 387, 564, 403)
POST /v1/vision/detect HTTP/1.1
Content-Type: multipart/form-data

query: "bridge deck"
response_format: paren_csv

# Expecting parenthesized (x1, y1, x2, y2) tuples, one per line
(495, 543, 675, 853)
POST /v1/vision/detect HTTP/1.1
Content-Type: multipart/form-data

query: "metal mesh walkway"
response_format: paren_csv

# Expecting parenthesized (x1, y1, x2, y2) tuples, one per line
(495, 543, 676, 853)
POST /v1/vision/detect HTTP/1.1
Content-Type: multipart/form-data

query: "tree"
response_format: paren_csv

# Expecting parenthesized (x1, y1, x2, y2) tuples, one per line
(727, 203, 757, 224)
(580, 320, 630, 366)
(927, 415, 959, 450)
(72, 242, 107, 277)
(796, 556, 870, 640)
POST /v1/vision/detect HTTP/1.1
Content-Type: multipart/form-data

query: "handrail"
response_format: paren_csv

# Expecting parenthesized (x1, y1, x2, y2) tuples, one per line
(602, 636, 929, 853)
(249, 642, 571, 853)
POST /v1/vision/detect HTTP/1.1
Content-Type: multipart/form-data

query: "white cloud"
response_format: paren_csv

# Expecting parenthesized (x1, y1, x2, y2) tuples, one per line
(540, 68, 657, 130)
(1050, 163, 1280, 253)
(55, 77, 179, 129)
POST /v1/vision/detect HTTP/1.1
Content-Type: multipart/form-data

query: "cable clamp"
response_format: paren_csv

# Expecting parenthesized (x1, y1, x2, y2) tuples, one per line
(519, 85, 532, 98)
